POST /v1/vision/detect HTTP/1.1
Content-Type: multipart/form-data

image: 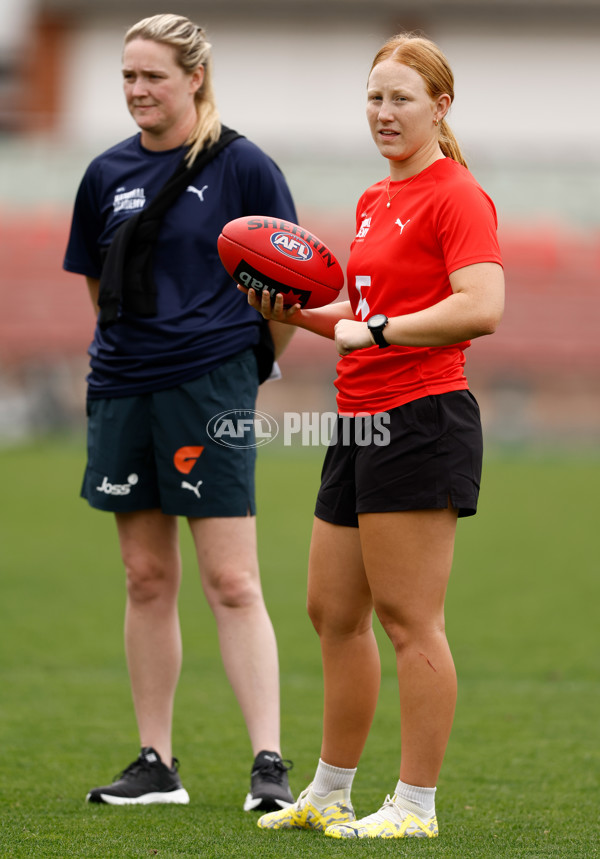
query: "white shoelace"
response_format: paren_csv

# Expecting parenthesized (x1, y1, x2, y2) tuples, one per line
(357, 794, 404, 825)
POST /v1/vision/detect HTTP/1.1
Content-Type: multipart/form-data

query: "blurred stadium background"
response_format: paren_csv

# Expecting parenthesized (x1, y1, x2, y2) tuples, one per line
(0, 0, 598, 448)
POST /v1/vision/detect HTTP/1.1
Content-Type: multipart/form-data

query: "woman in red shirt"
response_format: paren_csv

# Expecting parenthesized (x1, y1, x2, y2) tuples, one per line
(250, 32, 504, 840)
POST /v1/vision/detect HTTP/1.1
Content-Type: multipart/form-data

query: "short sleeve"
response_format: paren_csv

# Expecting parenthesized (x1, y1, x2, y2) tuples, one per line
(63, 164, 105, 278)
(436, 175, 503, 274)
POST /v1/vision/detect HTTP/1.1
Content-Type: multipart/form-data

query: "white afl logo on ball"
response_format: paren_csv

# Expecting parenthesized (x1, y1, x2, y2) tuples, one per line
(270, 232, 313, 262)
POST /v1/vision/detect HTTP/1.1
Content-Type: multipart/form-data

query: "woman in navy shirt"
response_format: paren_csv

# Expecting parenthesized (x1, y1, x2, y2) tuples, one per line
(64, 13, 296, 811)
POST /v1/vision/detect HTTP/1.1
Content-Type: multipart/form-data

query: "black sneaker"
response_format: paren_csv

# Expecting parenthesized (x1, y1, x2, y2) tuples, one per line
(86, 747, 190, 805)
(243, 750, 294, 812)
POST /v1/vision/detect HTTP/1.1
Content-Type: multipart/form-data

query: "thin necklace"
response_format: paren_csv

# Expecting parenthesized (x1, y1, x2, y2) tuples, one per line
(385, 171, 422, 208)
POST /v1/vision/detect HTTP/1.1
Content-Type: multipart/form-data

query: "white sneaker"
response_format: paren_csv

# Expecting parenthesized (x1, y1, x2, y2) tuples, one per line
(325, 793, 438, 839)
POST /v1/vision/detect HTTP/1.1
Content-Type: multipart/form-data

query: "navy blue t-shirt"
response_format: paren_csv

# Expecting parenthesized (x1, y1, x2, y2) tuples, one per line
(63, 132, 297, 398)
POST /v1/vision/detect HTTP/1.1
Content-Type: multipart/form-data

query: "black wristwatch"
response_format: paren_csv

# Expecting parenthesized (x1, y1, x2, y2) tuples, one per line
(367, 314, 390, 348)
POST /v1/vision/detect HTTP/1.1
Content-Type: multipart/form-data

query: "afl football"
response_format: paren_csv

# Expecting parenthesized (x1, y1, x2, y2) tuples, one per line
(218, 216, 344, 309)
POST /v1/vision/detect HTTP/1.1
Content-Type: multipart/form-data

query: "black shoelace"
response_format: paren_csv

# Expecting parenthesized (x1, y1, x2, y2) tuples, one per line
(256, 757, 293, 783)
(117, 753, 179, 780)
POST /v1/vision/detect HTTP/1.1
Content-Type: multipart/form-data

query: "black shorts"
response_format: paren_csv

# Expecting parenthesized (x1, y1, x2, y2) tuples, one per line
(314, 390, 483, 526)
(81, 349, 259, 517)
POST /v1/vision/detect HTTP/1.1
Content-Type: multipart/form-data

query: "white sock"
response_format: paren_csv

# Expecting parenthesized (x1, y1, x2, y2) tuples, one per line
(394, 779, 436, 818)
(312, 759, 357, 797)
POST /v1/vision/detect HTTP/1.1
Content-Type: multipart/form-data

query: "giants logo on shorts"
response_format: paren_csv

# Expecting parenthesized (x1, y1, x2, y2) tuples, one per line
(270, 232, 313, 262)
(173, 446, 204, 474)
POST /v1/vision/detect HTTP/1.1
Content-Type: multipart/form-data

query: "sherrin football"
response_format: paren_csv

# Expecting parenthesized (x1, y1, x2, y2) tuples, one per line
(218, 216, 344, 309)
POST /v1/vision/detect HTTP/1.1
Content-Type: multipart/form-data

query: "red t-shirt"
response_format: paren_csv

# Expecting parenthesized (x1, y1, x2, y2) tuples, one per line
(335, 158, 503, 415)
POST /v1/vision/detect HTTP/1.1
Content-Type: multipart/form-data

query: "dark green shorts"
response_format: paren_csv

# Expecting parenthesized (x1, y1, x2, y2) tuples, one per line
(82, 349, 259, 517)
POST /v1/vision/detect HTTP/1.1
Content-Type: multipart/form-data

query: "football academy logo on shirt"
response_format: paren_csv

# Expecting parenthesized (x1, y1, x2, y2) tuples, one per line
(113, 187, 146, 213)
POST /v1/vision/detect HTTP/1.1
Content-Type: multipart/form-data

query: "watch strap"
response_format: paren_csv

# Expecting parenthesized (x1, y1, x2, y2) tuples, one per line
(368, 316, 390, 348)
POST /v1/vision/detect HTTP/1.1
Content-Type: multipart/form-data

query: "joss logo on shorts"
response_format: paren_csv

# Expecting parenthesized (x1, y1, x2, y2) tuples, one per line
(96, 473, 139, 496)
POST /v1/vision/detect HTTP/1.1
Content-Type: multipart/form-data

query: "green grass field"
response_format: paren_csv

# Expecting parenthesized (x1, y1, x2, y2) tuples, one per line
(1, 437, 599, 858)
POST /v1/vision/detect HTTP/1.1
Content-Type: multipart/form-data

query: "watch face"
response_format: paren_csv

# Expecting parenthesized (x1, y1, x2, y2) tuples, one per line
(369, 314, 387, 328)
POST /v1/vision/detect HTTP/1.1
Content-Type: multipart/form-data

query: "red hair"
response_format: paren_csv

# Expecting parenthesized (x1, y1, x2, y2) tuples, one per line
(370, 34, 467, 168)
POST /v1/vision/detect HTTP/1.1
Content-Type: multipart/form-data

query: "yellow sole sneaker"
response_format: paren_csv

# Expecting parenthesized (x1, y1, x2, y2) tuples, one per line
(257, 785, 355, 832)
